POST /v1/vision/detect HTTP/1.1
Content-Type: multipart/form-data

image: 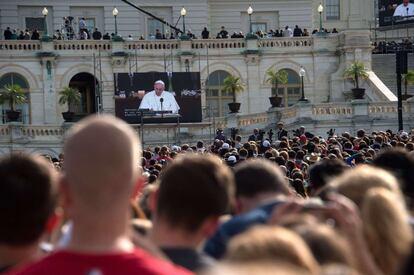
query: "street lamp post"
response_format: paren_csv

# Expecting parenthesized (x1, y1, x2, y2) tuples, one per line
(41, 7, 51, 41)
(180, 7, 190, 40)
(181, 7, 186, 33)
(299, 67, 309, 102)
(318, 3, 324, 33)
(248, 6, 253, 34)
(246, 5, 257, 39)
(112, 7, 123, 41)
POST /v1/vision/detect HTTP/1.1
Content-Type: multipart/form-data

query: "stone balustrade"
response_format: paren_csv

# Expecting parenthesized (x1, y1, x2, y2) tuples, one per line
(19, 125, 65, 137)
(125, 40, 179, 50)
(54, 40, 112, 51)
(191, 38, 246, 50)
(258, 37, 313, 48)
(0, 36, 336, 56)
(368, 102, 410, 114)
(209, 100, 414, 136)
(238, 113, 268, 127)
(312, 104, 354, 116)
(0, 40, 41, 51)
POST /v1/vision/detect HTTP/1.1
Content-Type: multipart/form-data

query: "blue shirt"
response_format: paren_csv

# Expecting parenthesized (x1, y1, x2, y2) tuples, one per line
(203, 200, 283, 259)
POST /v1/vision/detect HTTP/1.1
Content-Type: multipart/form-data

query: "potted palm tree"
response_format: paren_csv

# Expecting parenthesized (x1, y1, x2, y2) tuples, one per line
(0, 84, 27, 122)
(402, 69, 414, 100)
(59, 86, 81, 122)
(223, 75, 245, 113)
(265, 69, 288, 107)
(343, 61, 369, 100)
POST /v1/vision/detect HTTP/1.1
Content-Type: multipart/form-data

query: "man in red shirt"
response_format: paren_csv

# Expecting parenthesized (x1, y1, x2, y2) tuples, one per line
(11, 115, 191, 275)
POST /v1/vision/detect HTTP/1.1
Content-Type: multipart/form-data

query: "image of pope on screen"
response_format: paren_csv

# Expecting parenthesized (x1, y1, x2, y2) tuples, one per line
(394, 0, 414, 16)
(139, 80, 180, 114)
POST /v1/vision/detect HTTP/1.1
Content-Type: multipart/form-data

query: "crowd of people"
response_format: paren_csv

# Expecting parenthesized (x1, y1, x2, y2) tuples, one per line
(1, 115, 414, 274)
(372, 39, 414, 54)
(3, 24, 339, 41)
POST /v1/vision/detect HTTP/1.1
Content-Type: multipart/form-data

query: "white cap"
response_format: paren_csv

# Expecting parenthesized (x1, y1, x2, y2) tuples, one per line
(263, 140, 271, 147)
(227, 155, 237, 163)
(222, 143, 230, 149)
(155, 80, 165, 86)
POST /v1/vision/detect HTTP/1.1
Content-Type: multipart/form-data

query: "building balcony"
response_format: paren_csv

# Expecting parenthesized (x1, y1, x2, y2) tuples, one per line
(0, 35, 340, 58)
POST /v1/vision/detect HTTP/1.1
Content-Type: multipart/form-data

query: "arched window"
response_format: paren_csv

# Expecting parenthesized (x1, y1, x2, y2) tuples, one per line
(272, 69, 301, 107)
(0, 73, 30, 123)
(205, 70, 232, 117)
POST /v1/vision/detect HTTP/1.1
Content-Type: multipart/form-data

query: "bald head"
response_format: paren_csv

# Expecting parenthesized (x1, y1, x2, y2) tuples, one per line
(63, 115, 141, 208)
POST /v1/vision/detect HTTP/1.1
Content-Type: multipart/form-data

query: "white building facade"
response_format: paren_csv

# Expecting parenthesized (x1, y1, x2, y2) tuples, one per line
(0, 0, 412, 157)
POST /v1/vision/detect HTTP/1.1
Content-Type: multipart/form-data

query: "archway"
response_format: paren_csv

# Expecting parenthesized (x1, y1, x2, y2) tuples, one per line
(205, 70, 232, 117)
(271, 69, 301, 107)
(0, 72, 30, 123)
(68, 73, 99, 116)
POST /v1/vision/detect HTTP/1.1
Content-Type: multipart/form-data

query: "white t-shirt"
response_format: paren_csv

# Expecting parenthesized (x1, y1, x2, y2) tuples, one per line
(283, 28, 293, 37)
(394, 3, 414, 17)
(139, 90, 180, 113)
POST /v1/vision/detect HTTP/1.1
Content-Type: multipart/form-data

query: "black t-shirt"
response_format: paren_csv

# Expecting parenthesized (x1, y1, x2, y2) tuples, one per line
(202, 30, 209, 39)
(4, 29, 12, 40)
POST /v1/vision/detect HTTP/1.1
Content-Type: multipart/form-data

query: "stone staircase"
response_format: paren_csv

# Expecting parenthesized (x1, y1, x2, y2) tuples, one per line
(372, 53, 414, 96)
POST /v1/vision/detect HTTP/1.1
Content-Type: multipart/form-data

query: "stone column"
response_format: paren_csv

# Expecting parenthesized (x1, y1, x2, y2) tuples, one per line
(178, 40, 194, 72)
(39, 41, 58, 124)
(243, 39, 260, 114)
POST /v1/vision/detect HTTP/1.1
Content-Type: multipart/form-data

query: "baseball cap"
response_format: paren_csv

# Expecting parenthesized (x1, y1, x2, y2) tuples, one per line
(227, 155, 237, 164)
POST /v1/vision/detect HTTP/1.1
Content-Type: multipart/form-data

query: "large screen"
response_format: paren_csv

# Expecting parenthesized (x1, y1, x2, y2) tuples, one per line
(114, 72, 202, 124)
(379, 0, 414, 27)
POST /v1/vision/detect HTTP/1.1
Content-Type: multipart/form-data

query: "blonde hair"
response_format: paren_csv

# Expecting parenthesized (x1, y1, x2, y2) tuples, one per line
(201, 261, 314, 275)
(362, 188, 412, 275)
(226, 225, 319, 274)
(330, 166, 413, 275)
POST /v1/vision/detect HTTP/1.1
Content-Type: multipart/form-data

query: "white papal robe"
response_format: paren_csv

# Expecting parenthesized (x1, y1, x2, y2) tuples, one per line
(139, 90, 180, 114)
(394, 3, 414, 17)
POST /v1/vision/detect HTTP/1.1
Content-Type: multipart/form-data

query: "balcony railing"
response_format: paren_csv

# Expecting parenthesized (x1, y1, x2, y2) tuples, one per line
(54, 40, 112, 51)
(125, 40, 179, 50)
(258, 37, 313, 48)
(0, 40, 41, 51)
(0, 37, 319, 55)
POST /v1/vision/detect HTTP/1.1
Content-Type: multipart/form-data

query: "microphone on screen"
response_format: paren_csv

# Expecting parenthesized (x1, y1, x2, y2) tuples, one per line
(160, 98, 164, 117)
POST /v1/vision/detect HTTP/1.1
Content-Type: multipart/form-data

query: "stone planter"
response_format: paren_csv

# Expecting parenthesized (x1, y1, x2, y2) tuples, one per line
(269, 96, 283, 107)
(6, 110, 20, 122)
(228, 102, 241, 113)
(62, 111, 75, 122)
(351, 88, 365, 100)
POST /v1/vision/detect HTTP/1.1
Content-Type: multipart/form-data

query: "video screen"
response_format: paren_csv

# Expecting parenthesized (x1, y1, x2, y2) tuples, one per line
(114, 72, 202, 124)
(379, 0, 414, 27)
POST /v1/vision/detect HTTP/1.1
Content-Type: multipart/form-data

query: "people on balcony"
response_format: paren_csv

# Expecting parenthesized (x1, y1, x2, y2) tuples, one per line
(3, 27, 12, 40)
(92, 28, 102, 40)
(217, 26, 229, 39)
(283, 26, 293, 37)
(202, 27, 210, 39)
(30, 29, 40, 40)
(293, 25, 303, 37)
(1, 24, 337, 41)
